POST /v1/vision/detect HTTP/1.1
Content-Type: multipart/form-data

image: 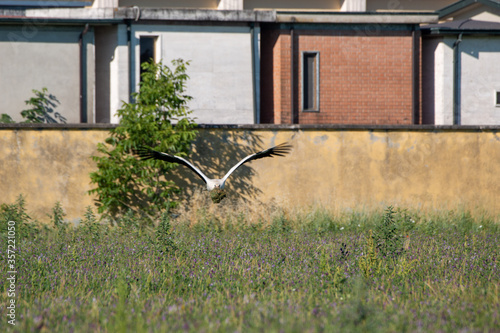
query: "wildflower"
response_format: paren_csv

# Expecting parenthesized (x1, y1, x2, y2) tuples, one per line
(340, 227, 344, 230)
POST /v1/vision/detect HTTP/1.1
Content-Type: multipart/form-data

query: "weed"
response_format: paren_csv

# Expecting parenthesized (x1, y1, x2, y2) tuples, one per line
(358, 230, 384, 279)
(49, 201, 66, 229)
(268, 212, 291, 233)
(0, 194, 40, 240)
(155, 212, 178, 254)
(372, 205, 404, 260)
(81, 206, 101, 241)
(339, 242, 349, 261)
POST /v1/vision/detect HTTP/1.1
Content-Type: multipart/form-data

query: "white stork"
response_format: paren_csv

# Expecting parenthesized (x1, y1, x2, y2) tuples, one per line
(135, 142, 292, 191)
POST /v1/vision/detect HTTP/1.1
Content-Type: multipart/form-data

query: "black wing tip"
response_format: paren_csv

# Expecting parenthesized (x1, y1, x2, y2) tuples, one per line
(133, 146, 156, 160)
(270, 142, 292, 156)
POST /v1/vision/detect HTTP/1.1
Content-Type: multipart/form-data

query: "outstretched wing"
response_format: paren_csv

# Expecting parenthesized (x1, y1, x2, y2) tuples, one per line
(221, 142, 292, 183)
(134, 146, 210, 184)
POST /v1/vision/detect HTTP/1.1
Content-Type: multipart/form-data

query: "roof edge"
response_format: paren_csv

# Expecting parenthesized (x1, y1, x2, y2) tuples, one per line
(438, 0, 500, 19)
(0, 7, 441, 24)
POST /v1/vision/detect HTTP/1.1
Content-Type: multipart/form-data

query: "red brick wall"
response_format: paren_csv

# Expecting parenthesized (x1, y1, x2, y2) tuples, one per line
(260, 27, 416, 125)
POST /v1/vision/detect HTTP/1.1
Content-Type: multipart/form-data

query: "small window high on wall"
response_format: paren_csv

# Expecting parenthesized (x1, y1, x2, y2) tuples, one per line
(302, 51, 320, 112)
(140, 36, 157, 80)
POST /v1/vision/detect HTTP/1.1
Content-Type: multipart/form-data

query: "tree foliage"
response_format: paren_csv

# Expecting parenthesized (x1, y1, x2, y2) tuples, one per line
(89, 59, 197, 220)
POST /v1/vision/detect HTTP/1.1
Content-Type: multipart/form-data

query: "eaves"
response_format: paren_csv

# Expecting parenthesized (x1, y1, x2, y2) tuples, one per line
(0, 7, 277, 24)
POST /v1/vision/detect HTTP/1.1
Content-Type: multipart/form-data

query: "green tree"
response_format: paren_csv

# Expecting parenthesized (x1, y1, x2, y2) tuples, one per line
(89, 59, 197, 220)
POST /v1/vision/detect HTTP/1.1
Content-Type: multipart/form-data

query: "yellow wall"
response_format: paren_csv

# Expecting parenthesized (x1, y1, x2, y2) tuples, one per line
(1, 126, 500, 222)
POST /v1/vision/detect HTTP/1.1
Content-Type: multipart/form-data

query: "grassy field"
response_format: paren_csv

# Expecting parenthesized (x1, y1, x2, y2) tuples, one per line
(1, 196, 499, 332)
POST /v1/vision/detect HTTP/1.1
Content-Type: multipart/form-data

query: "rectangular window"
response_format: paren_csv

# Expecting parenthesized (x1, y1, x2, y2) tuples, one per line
(140, 36, 157, 80)
(302, 51, 320, 112)
(496, 91, 500, 107)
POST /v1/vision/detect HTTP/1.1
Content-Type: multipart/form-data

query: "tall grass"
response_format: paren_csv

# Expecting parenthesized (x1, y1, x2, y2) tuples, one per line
(0, 195, 499, 332)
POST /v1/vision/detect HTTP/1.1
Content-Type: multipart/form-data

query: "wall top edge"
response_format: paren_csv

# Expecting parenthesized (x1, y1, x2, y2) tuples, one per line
(2, 123, 500, 132)
(0, 123, 118, 130)
(198, 124, 500, 132)
(0, 8, 439, 24)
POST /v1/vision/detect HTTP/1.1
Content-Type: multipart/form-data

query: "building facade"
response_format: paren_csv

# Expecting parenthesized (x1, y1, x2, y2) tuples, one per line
(260, 16, 430, 125)
(1, 0, 499, 125)
(422, 0, 500, 125)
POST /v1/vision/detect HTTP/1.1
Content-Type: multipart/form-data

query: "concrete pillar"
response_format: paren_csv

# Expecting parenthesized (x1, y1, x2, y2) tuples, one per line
(91, 0, 118, 8)
(218, 0, 243, 10)
(341, 0, 366, 12)
(95, 24, 128, 124)
(109, 24, 129, 124)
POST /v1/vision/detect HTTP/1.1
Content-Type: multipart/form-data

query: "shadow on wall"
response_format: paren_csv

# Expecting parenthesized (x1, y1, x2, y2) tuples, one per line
(167, 129, 267, 204)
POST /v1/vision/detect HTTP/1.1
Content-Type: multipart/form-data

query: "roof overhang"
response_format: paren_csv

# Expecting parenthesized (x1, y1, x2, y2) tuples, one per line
(0, 7, 277, 24)
(0, 8, 439, 25)
(0, 1, 91, 8)
(422, 19, 500, 34)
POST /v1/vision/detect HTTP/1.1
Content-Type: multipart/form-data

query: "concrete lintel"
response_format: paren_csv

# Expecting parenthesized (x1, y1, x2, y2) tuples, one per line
(276, 12, 439, 24)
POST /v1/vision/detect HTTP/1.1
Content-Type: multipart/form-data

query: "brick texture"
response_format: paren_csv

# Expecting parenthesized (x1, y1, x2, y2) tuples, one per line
(260, 27, 417, 125)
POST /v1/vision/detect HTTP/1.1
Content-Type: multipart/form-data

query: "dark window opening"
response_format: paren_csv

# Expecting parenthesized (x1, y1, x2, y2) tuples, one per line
(302, 52, 319, 112)
(140, 36, 157, 80)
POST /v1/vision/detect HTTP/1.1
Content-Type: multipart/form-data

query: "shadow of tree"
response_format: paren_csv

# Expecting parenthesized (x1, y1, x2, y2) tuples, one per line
(167, 129, 266, 204)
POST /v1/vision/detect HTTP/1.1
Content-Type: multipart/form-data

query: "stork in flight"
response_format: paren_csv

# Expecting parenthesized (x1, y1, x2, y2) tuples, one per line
(135, 142, 292, 191)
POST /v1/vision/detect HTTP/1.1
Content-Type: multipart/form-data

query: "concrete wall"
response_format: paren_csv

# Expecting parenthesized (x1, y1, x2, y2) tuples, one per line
(1, 125, 500, 222)
(422, 35, 500, 125)
(244, 0, 340, 10)
(131, 25, 255, 124)
(459, 36, 500, 125)
(119, 0, 219, 8)
(366, 0, 454, 11)
(0, 25, 94, 123)
(341, 0, 365, 12)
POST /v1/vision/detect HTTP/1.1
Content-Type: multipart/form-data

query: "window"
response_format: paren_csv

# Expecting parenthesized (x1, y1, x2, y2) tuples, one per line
(140, 36, 157, 80)
(302, 51, 320, 112)
(496, 91, 500, 107)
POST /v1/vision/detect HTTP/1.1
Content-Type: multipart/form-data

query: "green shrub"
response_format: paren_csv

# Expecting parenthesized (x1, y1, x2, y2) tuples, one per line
(0, 194, 40, 240)
(372, 206, 404, 259)
(89, 59, 197, 221)
(154, 212, 178, 254)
